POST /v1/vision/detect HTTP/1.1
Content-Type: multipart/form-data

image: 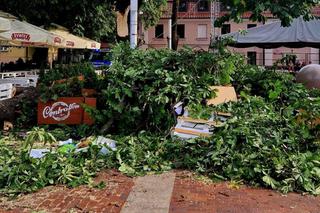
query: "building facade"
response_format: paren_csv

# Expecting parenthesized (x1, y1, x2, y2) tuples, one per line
(141, 1, 320, 66)
(141, 0, 212, 50)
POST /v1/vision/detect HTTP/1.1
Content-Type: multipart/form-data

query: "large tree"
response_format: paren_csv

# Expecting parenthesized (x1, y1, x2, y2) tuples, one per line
(215, 0, 320, 27)
(0, 0, 116, 41)
(0, 0, 167, 41)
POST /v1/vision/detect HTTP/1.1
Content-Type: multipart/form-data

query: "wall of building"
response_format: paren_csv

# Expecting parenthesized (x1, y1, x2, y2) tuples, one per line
(0, 47, 35, 64)
(141, 1, 320, 66)
(143, 18, 211, 50)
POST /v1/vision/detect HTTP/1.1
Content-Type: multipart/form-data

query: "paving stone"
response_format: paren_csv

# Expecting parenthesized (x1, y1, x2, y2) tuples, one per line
(121, 172, 176, 213)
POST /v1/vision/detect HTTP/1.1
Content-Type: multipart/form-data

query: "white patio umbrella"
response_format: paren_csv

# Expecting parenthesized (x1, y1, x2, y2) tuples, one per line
(84, 38, 101, 49)
(0, 18, 64, 47)
(49, 25, 100, 49)
(0, 17, 10, 32)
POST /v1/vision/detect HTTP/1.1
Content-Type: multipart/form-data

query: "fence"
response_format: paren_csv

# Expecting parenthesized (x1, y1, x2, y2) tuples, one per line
(253, 52, 320, 66)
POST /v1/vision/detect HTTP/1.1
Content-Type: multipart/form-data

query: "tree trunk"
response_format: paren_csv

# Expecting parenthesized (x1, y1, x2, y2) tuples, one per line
(0, 87, 37, 122)
(171, 0, 179, 50)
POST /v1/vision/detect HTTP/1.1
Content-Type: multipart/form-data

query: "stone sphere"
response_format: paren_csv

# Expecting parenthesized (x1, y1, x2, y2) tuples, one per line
(296, 64, 320, 89)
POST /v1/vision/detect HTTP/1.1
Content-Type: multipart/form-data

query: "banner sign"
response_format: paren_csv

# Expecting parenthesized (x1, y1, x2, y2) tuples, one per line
(11, 33, 31, 41)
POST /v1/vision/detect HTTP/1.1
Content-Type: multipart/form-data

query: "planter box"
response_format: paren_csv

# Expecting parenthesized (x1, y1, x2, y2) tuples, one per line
(54, 75, 84, 84)
(37, 97, 96, 125)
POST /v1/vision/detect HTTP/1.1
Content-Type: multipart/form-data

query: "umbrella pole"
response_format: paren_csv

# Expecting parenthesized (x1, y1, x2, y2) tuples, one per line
(48, 46, 55, 69)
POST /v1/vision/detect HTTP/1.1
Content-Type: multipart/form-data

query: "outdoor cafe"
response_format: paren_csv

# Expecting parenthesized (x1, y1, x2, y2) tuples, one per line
(0, 11, 101, 100)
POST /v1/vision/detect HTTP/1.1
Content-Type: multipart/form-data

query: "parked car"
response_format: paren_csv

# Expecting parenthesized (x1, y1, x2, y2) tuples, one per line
(89, 49, 112, 69)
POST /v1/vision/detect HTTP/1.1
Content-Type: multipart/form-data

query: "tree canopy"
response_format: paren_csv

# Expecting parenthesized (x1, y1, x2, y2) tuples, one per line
(216, 0, 320, 27)
(0, 0, 167, 41)
(0, 0, 116, 41)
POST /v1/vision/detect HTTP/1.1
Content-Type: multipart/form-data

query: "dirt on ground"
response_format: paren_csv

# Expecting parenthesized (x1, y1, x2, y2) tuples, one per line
(0, 170, 134, 213)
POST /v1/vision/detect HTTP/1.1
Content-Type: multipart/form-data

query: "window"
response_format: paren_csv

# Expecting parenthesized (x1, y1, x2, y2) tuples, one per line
(177, 24, 185, 39)
(179, 0, 188, 12)
(197, 25, 207, 39)
(247, 24, 257, 29)
(198, 0, 209, 12)
(221, 24, 230, 35)
(155, 24, 164, 38)
(247, 52, 257, 65)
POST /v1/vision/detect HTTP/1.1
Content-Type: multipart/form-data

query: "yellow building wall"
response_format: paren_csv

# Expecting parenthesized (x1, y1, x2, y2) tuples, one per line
(0, 47, 35, 63)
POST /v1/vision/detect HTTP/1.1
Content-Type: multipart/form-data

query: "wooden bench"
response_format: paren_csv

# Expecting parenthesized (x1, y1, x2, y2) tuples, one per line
(0, 78, 31, 87)
(0, 70, 41, 79)
(0, 76, 38, 87)
(0, 83, 14, 101)
(23, 76, 39, 87)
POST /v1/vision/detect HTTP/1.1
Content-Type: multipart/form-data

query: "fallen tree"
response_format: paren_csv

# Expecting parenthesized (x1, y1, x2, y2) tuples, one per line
(0, 87, 38, 128)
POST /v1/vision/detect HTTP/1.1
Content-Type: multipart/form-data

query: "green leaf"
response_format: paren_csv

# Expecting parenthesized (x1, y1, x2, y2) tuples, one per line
(119, 163, 136, 176)
(262, 175, 278, 189)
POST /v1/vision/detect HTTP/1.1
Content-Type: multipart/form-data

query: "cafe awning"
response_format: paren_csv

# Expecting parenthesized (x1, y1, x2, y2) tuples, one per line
(0, 17, 64, 47)
(0, 17, 10, 32)
(84, 37, 101, 50)
(49, 26, 100, 49)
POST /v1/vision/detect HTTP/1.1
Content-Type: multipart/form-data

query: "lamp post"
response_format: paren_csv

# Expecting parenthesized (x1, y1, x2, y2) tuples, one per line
(130, 0, 138, 49)
(168, 19, 172, 49)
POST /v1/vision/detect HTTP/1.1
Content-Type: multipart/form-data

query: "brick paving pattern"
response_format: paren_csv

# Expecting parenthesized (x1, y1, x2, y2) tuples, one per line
(169, 171, 320, 213)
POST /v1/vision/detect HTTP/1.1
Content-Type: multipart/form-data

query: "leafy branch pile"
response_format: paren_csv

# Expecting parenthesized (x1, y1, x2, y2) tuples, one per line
(98, 51, 320, 194)
(170, 97, 320, 194)
(0, 136, 109, 195)
(94, 42, 239, 134)
(1, 43, 320, 196)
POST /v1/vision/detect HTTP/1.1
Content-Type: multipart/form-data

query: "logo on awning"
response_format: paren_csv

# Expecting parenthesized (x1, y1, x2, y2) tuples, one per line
(66, 41, 75, 47)
(54, 37, 62, 44)
(91, 43, 96, 48)
(11, 33, 31, 41)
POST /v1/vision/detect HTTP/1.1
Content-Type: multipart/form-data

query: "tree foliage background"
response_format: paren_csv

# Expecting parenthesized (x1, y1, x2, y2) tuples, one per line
(0, 0, 116, 41)
(0, 0, 167, 41)
(215, 0, 320, 27)
(0, 0, 318, 41)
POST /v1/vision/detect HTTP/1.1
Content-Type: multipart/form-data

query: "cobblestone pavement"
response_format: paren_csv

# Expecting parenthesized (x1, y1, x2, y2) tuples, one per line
(1, 170, 320, 213)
